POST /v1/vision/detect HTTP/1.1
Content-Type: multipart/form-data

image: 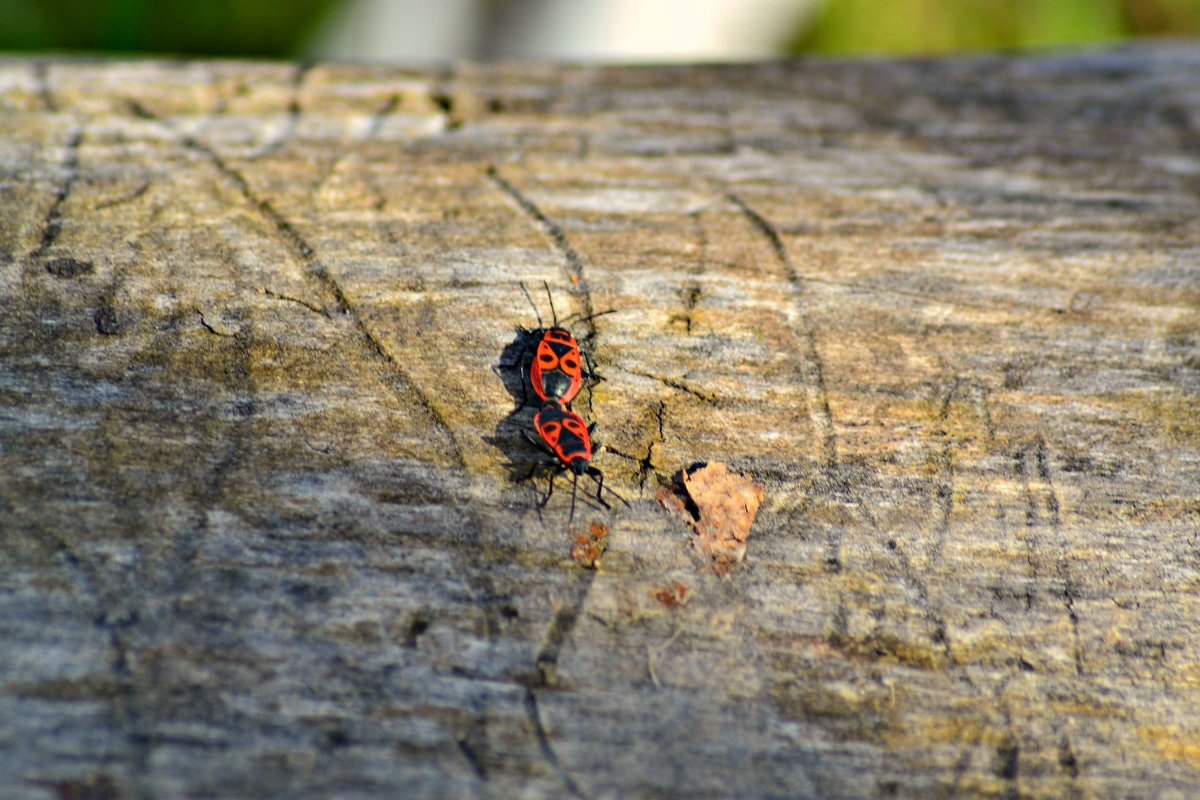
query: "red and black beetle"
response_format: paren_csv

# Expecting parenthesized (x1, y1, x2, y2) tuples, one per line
(520, 281, 612, 407)
(529, 399, 628, 525)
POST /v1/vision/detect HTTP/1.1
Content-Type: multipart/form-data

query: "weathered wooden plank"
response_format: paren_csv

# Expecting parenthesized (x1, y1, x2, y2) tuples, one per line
(1, 48, 1199, 798)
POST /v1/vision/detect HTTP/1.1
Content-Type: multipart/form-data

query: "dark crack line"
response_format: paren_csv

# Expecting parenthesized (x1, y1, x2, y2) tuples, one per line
(524, 690, 586, 799)
(486, 164, 617, 421)
(1036, 437, 1084, 677)
(996, 736, 1021, 800)
(140, 115, 466, 469)
(730, 193, 959, 659)
(1056, 732, 1083, 797)
(929, 443, 955, 566)
(928, 378, 960, 566)
(40, 533, 153, 797)
(610, 363, 719, 404)
(727, 189, 847, 624)
(726, 191, 837, 470)
(456, 736, 488, 781)
(986, 671, 1022, 800)
(1015, 445, 1044, 584)
(882, 529, 953, 665)
(31, 128, 84, 260)
(196, 309, 237, 337)
(93, 181, 150, 211)
(637, 401, 667, 491)
(675, 209, 708, 335)
(851, 499, 955, 666)
(606, 443, 656, 492)
(524, 572, 593, 800)
(485, 164, 596, 327)
(727, 190, 789, 267)
(258, 287, 330, 317)
(247, 61, 313, 160)
(637, 441, 656, 491)
(1016, 438, 1083, 676)
(853, 476, 969, 681)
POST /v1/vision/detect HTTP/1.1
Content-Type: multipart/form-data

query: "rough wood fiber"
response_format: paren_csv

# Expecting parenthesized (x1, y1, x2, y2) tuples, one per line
(1, 48, 1199, 799)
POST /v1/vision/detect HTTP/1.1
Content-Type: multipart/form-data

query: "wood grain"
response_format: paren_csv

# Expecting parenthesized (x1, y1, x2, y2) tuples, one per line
(1, 48, 1199, 798)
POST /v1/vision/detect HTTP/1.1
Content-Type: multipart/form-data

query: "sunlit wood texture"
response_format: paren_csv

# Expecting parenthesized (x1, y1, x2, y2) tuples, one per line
(2, 49, 1200, 799)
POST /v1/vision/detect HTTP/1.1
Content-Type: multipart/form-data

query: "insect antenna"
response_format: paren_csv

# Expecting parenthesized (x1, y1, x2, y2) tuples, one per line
(519, 281, 545, 328)
(542, 280, 559, 326)
(559, 307, 618, 328)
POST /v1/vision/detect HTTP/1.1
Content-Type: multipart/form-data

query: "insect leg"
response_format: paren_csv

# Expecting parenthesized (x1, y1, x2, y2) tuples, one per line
(568, 472, 579, 528)
(587, 466, 630, 508)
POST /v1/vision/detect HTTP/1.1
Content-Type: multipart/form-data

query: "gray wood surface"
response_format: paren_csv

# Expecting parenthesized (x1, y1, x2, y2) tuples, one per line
(2, 47, 1200, 799)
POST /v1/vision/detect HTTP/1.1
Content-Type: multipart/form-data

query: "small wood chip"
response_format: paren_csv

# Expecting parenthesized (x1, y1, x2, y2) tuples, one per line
(651, 582, 688, 608)
(570, 522, 609, 568)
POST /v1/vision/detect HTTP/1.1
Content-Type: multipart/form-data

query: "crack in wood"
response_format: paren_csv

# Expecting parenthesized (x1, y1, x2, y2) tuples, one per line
(76, 294, 256, 798)
(45, 528, 155, 800)
(726, 191, 837, 471)
(674, 209, 708, 335)
(247, 62, 312, 160)
(121, 102, 467, 469)
(524, 688, 587, 799)
(257, 286, 330, 317)
(609, 363, 718, 404)
(1036, 437, 1084, 678)
(196, 310, 237, 337)
(524, 572, 593, 799)
(456, 731, 488, 781)
(927, 377, 961, 567)
(995, 735, 1020, 800)
(31, 128, 84, 261)
(93, 181, 151, 211)
(882, 527, 953, 664)
(485, 164, 596, 328)
(1016, 437, 1084, 676)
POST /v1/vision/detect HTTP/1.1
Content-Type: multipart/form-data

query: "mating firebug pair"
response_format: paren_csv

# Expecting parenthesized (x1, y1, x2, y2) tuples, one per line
(517, 282, 628, 525)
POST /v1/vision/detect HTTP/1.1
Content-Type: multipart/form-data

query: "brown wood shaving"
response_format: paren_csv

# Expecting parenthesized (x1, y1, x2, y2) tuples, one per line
(657, 462, 764, 575)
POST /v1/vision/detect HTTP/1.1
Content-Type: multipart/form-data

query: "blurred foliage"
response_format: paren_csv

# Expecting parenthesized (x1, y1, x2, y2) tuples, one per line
(0, 0, 337, 56)
(1, 0, 1199, 57)
(794, 0, 1200, 54)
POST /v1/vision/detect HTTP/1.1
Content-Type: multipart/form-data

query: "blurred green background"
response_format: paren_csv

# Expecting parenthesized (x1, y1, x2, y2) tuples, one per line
(797, 0, 1200, 54)
(1, 0, 1198, 59)
(0, 0, 337, 56)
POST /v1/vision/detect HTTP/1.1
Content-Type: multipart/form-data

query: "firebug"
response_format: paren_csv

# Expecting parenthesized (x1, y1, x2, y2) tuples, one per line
(528, 399, 628, 526)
